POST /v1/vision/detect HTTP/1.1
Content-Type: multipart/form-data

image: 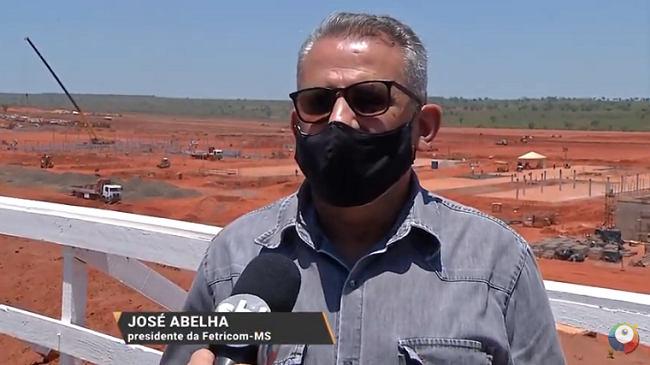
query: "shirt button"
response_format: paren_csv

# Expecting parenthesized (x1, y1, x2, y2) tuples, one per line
(348, 280, 357, 288)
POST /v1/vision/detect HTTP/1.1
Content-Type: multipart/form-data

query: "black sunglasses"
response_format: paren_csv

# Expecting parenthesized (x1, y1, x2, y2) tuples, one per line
(289, 80, 422, 124)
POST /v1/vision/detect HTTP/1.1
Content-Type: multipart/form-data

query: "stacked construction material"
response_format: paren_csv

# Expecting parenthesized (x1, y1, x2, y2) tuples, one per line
(532, 234, 636, 263)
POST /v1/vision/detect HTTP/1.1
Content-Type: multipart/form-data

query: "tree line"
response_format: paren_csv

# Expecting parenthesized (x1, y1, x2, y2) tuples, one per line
(1, 93, 648, 131)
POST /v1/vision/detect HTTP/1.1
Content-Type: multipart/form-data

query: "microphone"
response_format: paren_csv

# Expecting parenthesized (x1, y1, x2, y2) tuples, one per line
(210, 253, 302, 365)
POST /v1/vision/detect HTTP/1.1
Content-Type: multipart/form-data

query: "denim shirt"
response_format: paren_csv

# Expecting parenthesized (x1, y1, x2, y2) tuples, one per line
(160, 176, 566, 365)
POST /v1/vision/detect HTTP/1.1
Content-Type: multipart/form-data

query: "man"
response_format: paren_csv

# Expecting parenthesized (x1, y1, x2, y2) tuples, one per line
(162, 12, 565, 365)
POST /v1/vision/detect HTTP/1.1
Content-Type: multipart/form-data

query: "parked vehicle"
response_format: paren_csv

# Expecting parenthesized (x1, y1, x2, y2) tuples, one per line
(70, 178, 122, 203)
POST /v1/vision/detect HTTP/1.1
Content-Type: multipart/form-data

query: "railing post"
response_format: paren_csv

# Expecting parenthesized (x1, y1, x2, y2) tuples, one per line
(636, 173, 640, 192)
(60, 247, 88, 365)
(620, 175, 624, 194)
(572, 169, 576, 189)
(515, 177, 520, 200)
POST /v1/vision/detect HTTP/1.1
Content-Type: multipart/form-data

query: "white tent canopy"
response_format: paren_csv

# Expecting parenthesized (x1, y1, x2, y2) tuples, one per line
(517, 151, 546, 169)
(518, 151, 546, 160)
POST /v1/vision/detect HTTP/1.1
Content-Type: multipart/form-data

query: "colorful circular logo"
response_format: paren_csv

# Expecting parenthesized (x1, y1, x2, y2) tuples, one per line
(608, 323, 640, 354)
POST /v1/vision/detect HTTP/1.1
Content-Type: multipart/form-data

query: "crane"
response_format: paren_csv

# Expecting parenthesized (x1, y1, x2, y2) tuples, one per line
(24, 37, 114, 145)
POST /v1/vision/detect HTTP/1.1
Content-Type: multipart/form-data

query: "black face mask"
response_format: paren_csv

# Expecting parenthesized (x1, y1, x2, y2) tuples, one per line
(294, 121, 416, 207)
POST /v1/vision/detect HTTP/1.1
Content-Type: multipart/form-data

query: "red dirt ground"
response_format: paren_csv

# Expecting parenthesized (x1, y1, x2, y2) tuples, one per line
(1, 108, 649, 364)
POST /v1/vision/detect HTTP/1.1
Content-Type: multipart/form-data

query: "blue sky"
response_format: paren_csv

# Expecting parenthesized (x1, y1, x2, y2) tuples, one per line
(1, 0, 648, 99)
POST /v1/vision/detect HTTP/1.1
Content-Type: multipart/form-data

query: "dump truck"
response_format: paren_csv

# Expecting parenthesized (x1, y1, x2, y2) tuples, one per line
(156, 157, 171, 169)
(190, 147, 223, 161)
(40, 154, 54, 168)
(70, 178, 122, 203)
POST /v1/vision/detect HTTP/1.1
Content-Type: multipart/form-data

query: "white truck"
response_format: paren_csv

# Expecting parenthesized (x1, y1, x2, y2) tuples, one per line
(70, 178, 122, 203)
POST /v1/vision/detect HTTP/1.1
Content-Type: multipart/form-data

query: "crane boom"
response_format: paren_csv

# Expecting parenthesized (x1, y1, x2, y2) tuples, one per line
(23, 37, 113, 145)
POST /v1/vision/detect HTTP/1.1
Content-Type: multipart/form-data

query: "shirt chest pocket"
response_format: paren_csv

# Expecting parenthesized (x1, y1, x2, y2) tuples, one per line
(398, 338, 493, 365)
(263, 344, 306, 365)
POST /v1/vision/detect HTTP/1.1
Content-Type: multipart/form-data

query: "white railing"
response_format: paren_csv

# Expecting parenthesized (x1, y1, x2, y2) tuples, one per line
(0, 195, 648, 365)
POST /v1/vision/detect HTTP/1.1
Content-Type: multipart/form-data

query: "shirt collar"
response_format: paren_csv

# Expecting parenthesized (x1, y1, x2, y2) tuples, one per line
(253, 172, 444, 249)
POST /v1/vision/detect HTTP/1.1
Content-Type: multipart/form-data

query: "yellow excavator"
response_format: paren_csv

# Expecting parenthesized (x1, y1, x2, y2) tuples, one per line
(24, 37, 114, 145)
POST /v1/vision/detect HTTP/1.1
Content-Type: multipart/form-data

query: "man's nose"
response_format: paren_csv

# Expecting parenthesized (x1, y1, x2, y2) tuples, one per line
(329, 96, 360, 129)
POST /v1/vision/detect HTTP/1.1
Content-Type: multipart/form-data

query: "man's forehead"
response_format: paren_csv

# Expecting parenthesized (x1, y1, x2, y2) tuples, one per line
(299, 36, 405, 87)
(335, 39, 370, 53)
(307, 35, 400, 58)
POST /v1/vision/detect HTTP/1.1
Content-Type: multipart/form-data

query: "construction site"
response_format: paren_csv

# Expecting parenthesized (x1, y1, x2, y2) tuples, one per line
(1, 39, 650, 364)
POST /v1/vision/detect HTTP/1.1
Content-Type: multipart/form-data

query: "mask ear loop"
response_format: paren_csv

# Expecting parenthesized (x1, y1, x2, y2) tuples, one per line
(294, 116, 332, 137)
(294, 121, 314, 137)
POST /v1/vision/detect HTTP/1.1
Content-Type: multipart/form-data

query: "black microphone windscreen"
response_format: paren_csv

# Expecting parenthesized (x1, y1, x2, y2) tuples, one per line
(231, 252, 301, 313)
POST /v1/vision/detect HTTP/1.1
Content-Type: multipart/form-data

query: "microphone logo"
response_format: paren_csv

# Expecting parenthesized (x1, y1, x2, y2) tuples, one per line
(216, 294, 271, 313)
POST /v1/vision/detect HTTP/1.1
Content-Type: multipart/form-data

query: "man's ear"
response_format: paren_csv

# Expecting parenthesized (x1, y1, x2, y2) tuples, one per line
(415, 104, 442, 151)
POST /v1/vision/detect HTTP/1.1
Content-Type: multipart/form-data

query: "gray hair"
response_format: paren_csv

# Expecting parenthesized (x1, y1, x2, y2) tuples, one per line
(297, 12, 428, 101)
